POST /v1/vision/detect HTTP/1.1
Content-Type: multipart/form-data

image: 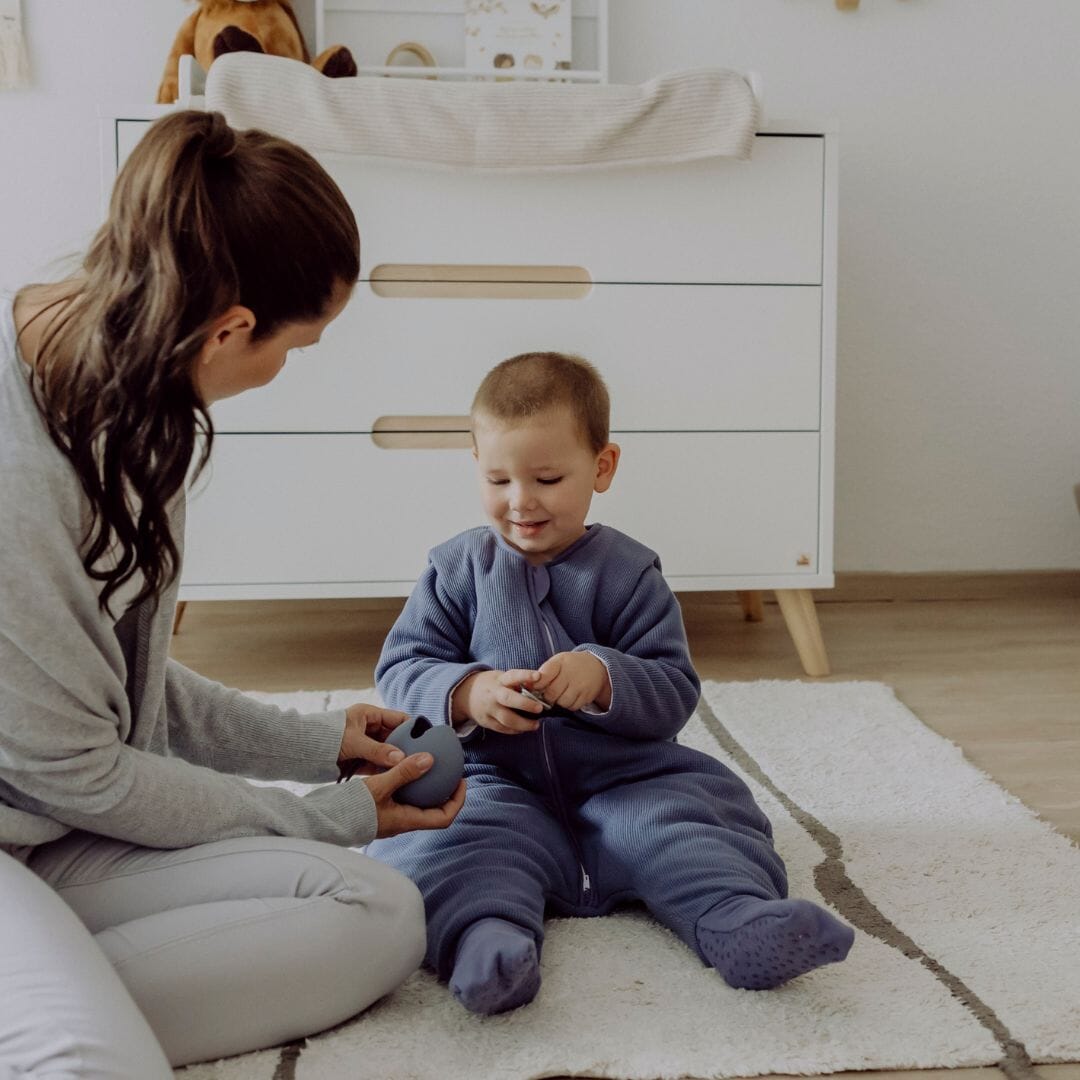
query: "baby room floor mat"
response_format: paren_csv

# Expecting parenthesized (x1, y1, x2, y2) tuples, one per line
(177, 680, 1080, 1080)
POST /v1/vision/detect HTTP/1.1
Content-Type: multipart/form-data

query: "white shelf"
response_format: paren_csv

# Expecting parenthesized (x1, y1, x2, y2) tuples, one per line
(352, 64, 604, 83)
(315, 0, 608, 83)
(166, 2, 609, 95)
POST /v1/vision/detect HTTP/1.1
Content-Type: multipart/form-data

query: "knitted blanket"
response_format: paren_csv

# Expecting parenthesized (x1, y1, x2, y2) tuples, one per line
(204, 53, 759, 171)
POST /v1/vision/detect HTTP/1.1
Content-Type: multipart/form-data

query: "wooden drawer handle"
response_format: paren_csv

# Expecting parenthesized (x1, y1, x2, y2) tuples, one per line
(369, 264, 592, 300)
(371, 415, 472, 450)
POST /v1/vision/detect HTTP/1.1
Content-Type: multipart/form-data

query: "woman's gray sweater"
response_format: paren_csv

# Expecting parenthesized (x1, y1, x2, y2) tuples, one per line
(0, 295, 377, 850)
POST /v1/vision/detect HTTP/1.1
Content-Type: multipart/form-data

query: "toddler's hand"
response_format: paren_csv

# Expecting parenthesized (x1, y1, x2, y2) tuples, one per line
(452, 669, 546, 735)
(534, 651, 611, 712)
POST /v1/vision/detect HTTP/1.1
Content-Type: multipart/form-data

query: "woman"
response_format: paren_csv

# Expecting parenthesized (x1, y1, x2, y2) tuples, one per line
(0, 110, 465, 1076)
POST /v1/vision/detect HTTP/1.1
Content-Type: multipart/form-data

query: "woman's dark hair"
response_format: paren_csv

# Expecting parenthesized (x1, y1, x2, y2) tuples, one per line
(18, 110, 359, 614)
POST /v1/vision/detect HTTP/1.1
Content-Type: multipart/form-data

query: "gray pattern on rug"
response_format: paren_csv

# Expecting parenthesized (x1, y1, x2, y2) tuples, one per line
(694, 692, 1037, 1080)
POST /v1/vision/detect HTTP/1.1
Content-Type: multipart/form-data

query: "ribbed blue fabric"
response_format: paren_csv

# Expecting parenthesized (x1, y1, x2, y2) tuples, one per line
(369, 524, 799, 985)
(376, 525, 701, 737)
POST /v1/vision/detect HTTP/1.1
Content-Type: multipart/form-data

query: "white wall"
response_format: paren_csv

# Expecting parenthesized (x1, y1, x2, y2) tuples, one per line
(611, 0, 1080, 572)
(2, 1, 1077, 572)
(0, 4, 190, 284)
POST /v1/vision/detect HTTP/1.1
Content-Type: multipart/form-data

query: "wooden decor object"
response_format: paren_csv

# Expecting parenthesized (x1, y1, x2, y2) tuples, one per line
(384, 41, 438, 77)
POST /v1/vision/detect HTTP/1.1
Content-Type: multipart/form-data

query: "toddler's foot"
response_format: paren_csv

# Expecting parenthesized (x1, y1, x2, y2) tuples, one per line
(696, 896, 854, 990)
(449, 918, 541, 1015)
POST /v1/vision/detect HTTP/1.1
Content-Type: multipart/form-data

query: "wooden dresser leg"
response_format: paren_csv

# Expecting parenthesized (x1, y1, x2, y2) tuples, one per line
(172, 601, 188, 636)
(774, 589, 830, 677)
(737, 590, 765, 622)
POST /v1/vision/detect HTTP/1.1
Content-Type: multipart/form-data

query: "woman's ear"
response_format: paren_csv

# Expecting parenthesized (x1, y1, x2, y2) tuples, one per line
(594, 442, 621, 493)
(198, 306, 256, 365)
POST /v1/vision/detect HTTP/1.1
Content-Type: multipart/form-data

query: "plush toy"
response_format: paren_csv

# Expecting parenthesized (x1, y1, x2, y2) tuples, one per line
(156, 0, 357, 104)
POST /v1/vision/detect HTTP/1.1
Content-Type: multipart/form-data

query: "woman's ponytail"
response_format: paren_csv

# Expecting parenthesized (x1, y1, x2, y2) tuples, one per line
(22, 110, 360, 614)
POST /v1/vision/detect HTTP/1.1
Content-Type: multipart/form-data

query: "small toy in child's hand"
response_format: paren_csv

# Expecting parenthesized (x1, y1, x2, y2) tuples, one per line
(514, 685, 552, 717)
(386, 715, 466, 808)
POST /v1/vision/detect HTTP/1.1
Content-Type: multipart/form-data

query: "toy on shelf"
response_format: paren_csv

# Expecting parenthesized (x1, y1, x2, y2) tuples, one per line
(156, 0, 356, 104)
(384, 41, 438, 79)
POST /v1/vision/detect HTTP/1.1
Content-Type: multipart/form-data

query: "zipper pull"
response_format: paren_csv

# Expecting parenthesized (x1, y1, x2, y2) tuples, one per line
(581, 868, 591, 893)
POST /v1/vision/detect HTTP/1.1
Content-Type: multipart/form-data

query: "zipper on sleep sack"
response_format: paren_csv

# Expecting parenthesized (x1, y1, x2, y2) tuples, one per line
(529, 582, 592, 900)
(539, 612, 557, 655)
(540, 719, 592, 902)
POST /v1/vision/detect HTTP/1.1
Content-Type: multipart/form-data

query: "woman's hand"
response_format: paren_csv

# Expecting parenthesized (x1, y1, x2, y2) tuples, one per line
(337, 702, 410, 778)
(451, 669, 546, 735)
(364, 758, 467, 838)
(534, 651, 611, 712)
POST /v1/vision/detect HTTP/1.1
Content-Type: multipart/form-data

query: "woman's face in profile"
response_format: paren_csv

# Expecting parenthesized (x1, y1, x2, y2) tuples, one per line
(194, 281, 353, 404)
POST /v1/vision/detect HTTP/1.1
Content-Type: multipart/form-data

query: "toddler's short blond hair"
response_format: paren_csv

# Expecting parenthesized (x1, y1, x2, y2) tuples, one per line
(471, 351, 610, 453)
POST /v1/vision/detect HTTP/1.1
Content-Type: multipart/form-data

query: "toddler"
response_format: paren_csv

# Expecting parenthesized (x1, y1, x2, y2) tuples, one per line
(368, 351, 854, 1013)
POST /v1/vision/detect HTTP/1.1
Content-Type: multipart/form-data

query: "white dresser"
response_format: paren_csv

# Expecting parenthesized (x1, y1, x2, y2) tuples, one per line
(100, 109, 838, 675)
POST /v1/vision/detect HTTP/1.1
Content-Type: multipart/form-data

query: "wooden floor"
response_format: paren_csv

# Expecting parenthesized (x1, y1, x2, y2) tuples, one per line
(169, 590, 1080, 1080)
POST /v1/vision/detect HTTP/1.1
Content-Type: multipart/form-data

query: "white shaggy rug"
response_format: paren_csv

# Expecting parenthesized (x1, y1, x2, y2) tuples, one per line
(177, 681, 1080, 1080)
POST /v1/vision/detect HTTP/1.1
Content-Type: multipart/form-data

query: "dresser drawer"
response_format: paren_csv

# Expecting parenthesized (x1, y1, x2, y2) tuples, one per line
(602, 432, 821, 580)
(326, 134, 823, 286)
(181, 432, 819, 591)
(183, 434, 481, 589)
(212, 284, 822, 434)
(114, 125, 821, 285)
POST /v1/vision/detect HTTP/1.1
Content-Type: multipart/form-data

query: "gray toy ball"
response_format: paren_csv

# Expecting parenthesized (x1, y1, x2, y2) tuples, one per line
(386, 715, 465, 808)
